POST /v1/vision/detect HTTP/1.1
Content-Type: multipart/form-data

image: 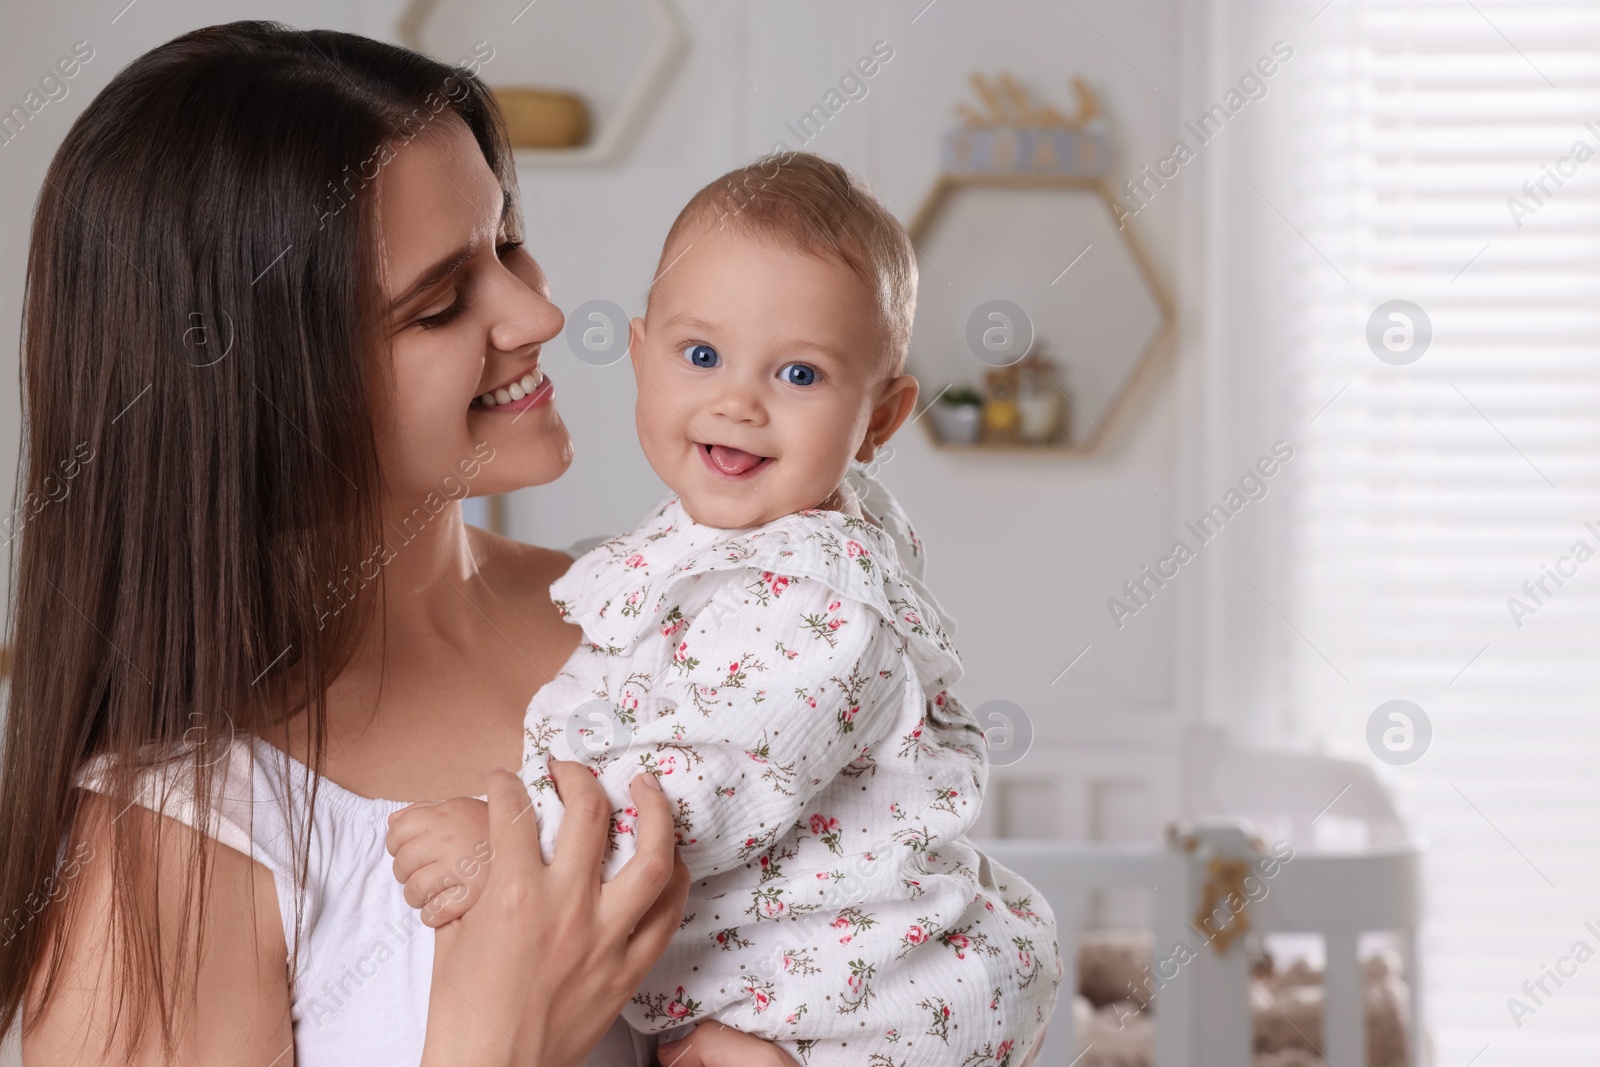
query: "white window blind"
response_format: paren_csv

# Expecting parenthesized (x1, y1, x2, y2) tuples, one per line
(1214, 1, 1600, 1062)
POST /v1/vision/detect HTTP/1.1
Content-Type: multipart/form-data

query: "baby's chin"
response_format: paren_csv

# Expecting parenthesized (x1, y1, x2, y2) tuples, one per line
(676, 491, 787, 531)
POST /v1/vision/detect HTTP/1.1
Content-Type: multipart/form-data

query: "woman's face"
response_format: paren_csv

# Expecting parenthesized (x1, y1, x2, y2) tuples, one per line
(375, 116, 570, 506)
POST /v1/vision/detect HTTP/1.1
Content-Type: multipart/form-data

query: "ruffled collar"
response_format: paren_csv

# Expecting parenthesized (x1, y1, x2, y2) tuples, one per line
(551, 494, 963, 694)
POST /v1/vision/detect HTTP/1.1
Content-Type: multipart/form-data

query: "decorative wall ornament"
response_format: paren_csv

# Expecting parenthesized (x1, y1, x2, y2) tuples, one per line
(907, 75, 1173, 453)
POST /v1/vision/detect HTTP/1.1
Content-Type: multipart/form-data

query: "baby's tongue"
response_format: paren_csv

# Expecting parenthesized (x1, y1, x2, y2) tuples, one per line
(708, 444, 764, 475)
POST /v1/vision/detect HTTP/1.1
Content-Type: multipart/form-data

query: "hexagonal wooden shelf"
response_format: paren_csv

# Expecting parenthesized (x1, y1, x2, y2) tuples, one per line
(905, 172, 1173, 453)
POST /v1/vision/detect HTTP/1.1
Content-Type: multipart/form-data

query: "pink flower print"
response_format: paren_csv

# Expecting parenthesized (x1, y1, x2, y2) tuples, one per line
(613, 811, 636, 837)
(1018, 946, 1033, 969)
(903, 609, 921, 626)
(658, 755, 677, 776)
(762, 571, 791, 597)
(827, 599, 842, 612)
(624, 553, 646, 569)
(945, 933, 970, 958)
(667, 988, 692, 1019)
(847, 972, 863, 992)
(748, 986, 771, 1013)
(941, 1004, 952, 1019)
(997, 1040, 1015, 1060)
(846, 541, 867, 558)
(904, 924, 927, 946)
(841, 704, 859, 724)
(831, 916, 851, 930)
(674, 641, 690, 663)
(784, 1012, 801, 1025)
(805, 696, 818, 709)
(758, 854, 771, 872)
(808, 813, 839, 836)
(827, 617, 845, 631)
(744, 836, 760, 850)
(933, 691, 948, 708)
(989, 992, 1001, 1010)
(889, 802, 902, 817)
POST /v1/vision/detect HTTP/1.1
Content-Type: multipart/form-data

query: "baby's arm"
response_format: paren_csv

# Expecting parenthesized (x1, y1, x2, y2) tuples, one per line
(570, 575, 904, 880)
(385, 796, 492, 926)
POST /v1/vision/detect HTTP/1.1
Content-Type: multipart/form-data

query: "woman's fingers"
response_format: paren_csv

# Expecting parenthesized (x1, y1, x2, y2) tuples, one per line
(604, 773, 679, 929)
(484, 768, 542, 879)
(622, 846, 689, 978)
(547, 759, 609, 877)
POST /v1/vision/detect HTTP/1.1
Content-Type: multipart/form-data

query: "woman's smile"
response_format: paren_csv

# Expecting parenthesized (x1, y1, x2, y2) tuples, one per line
(472, 364, 551, 412)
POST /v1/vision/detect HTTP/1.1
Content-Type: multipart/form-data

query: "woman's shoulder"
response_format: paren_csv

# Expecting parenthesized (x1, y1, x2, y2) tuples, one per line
(27, 778, 293, 1064)
(467, 524, 576, 593)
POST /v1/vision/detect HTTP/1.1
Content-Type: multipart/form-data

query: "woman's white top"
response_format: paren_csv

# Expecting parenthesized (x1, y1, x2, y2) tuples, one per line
(77, 738, 649, 1067)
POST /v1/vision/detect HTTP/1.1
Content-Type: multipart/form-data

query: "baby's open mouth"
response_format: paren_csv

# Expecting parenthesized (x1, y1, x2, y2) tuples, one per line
(701, 442, 770, 478)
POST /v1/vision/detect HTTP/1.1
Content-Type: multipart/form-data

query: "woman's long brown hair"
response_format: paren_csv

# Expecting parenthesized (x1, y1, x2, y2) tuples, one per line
(0, 21, 520, 1056)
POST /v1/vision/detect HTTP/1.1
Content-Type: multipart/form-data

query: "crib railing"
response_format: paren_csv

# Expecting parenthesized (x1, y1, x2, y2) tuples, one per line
(980, 829, 1424, 1067)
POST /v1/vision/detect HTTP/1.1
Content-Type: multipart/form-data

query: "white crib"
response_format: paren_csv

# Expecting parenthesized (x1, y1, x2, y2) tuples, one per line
(979, 832, 1423, 1067)
(974, 724, 1426, 1067)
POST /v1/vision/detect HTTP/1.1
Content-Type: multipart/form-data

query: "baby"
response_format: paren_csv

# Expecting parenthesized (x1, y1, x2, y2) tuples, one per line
(392, 153, 1060, 1065)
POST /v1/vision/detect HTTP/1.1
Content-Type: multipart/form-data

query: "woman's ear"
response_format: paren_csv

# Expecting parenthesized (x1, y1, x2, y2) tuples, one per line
(856, 374, 920, 462)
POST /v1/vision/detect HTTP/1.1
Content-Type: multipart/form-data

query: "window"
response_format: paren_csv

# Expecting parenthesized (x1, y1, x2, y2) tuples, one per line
(1208, 1, 1600, 1060)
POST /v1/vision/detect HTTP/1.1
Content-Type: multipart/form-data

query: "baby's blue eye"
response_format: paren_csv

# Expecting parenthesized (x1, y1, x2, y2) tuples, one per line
(683, 344, 720, 369)
(779, 362, 818, 386)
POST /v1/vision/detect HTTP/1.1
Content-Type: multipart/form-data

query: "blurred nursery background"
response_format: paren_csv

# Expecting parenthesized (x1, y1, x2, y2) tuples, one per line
(2, 0, 1595, 1064)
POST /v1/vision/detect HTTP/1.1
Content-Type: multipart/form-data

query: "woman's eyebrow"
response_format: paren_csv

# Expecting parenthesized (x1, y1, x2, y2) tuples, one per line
(389, 244, 474, 312)
(388, 193, 513, 313)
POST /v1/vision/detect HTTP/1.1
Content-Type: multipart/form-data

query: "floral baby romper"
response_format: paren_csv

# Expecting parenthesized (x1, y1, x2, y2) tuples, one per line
(520, 469, 1061, 1066)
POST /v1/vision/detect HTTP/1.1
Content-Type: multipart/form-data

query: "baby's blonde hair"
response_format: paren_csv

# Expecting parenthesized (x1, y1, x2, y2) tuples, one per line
(658, 151, 917, 372)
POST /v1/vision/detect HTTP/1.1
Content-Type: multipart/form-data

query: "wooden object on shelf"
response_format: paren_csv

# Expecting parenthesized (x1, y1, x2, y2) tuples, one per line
(492, 88, 590, 148)
(946, 74, 1109, 177)
(396, 0, 686, 166)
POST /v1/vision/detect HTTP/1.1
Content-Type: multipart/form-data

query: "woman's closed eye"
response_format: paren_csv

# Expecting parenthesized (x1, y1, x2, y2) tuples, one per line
(414, 241, 524, 330)
(683, 343, 720, 369)
(778, 362, 819, 386)
(417, 292, 466, 330)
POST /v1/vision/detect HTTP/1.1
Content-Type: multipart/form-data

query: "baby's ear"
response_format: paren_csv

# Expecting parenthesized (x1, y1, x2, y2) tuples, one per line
(628, 316, 647, 372)
(857, 374, 920, 461)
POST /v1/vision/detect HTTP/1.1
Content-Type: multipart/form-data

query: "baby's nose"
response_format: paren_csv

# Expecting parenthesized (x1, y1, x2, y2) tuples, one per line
(707, 382, 767, 424)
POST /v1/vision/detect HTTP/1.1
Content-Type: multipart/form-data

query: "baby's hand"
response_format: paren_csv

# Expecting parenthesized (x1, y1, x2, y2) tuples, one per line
(385, 795, 493, 927)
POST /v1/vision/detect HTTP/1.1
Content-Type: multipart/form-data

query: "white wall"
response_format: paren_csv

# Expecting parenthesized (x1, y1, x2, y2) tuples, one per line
(511, 2, 1194, 831)
(0, 0, 1198, 841)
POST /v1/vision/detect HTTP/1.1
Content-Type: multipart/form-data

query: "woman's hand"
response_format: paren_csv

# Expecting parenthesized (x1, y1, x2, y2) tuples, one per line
(420, 761, 689, 1067)
(656, 1022, 797, 1067)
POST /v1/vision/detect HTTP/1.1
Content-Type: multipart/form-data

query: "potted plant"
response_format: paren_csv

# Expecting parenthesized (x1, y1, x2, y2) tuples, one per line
(930, 385, 984, 445)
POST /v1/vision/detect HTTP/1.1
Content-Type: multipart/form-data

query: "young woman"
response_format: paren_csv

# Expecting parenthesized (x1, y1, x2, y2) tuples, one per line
(0, 22, 788, 1067)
